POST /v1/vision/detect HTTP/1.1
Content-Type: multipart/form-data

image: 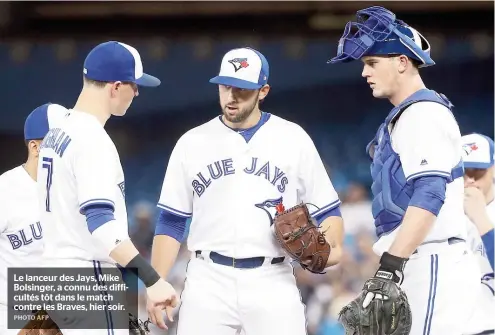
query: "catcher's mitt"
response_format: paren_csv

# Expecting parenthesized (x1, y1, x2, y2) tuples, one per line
(338, 277, 412, 335)
(272, 202, 331, 274)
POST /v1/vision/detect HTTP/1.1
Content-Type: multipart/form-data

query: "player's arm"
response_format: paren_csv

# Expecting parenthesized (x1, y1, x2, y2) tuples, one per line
(299, 130, 344, 267)
(151, 136, 192, 279)
(148, 137, 192, 325)
(74, 138, 161, 288)
(387, 103, 456, 260)
(464, 187, 495, 269)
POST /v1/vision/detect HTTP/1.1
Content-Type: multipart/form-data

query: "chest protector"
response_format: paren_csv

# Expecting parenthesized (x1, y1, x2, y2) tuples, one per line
(366, 89, 464, 238)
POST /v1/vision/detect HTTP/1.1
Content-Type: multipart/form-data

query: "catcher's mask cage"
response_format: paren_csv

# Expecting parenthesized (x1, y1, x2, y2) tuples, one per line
(328, 6, 435, 68)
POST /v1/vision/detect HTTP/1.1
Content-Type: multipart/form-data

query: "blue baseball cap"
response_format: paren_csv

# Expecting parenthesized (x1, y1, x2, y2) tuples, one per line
(83, 41, 160, 87)
(24, 103, 68, 140)
(462, 133, 495, 169)
(209, 47, 269, 90)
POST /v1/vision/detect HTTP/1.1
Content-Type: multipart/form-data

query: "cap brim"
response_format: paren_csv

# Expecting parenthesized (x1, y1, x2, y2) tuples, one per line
(134, 73, 161, 87)
(209, 76, 262, 90)
(463, 161, 494, 169)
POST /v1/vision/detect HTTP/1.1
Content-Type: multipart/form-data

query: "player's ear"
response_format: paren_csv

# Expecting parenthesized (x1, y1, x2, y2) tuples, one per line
(110, 81, 123, 97)
(259, 84, 270, 101)
(396, 55, 409, 74)
(27, 139, 41, 157)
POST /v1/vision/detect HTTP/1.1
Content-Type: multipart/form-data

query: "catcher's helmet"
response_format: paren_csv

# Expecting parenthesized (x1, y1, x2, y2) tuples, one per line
(328, 6, 435, 68)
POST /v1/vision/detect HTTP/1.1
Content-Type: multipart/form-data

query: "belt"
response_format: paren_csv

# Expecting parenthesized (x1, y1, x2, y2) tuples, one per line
(195, 251, 285, 269)
(412, 237, 465, 255)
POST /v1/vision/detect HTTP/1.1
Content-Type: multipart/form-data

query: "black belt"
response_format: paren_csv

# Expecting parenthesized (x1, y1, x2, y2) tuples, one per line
(412, 237, 465, 255)
(195, 251, 285, 269)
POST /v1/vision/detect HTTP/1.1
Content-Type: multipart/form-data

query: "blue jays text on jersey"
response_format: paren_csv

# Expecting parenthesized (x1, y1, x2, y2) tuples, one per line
(192, 157, 289, 197)
(40, 128, 72, 158)
(7, 222, 43, 250)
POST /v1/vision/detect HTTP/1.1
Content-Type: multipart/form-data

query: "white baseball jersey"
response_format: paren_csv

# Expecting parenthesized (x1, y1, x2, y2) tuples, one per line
(157, 113, 341, 258)
(37, 110, 128, 265)
(373, 101, 466, 254)
(466, 200, 495, 286)
(0, 166, 42, 308)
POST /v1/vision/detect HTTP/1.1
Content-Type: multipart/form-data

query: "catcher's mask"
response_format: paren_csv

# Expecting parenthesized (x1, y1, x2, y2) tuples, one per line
(328, 6, 435, 68)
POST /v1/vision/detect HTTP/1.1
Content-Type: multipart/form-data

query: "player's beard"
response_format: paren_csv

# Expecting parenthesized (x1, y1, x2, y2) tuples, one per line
(222, 92, 259, 124)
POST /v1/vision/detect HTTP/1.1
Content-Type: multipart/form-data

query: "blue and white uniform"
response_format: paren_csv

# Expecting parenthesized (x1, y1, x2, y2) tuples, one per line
(155, 47, 342, 335)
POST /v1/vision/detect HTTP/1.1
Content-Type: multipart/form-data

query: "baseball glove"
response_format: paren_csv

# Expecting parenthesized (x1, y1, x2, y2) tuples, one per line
(272, 202, 331, 274)
(338, 277, 412, 335)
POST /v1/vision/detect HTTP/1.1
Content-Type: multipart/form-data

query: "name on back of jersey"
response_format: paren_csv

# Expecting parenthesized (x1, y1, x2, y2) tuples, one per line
(192, 157, 289, 197)
(6, 222, 42, 250)
(40, 128, 72, 157)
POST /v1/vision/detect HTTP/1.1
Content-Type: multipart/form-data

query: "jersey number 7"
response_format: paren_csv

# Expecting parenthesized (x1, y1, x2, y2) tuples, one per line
(42, 157, 54, 212)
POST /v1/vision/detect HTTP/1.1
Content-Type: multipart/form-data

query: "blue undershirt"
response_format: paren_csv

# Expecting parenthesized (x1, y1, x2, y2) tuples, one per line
(83, 204, 115, 233)
(409, 176, 447, 216)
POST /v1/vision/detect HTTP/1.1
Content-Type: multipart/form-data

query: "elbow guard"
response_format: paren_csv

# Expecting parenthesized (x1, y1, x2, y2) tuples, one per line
(409, 176, 447, 216)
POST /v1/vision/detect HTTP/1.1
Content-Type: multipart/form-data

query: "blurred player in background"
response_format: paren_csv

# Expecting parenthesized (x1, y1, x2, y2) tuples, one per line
(149, 47, 345, 334)
(36, 41, 178, 335)
(329, 6, 480, 335)
(0, 103, 66, 334)
(461, 133, 495, 335)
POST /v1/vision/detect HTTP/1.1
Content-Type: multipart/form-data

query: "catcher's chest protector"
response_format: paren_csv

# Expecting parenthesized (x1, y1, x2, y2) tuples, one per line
(366, 89, 457, 238)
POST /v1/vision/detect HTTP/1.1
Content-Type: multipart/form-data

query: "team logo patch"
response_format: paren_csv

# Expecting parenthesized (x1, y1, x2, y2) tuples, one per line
(255, 197, 283, 226)
(118, 181, 125, 197)
(462, 142, 479, 156)
(228, 58, 249, 72)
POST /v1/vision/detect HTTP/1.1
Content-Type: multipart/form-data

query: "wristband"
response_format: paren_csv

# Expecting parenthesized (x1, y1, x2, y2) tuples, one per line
(375, 252, 408, 284)
(126, 254, 161, 287)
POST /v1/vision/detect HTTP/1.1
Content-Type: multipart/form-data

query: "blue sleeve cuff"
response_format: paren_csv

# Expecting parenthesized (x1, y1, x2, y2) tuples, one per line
(155, 209, 188, 243)
(313, 204, 341, 226)
(409, 176, 447, 216)
(481, 228, 495, 271)
(84, 204, 115, 233)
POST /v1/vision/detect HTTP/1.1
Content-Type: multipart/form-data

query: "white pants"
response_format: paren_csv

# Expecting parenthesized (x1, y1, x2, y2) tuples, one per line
(401, 240, 481, 335)
(463, 277, 495, 335)
(43, 260, 130, 335)
(176, 255, 307, 335)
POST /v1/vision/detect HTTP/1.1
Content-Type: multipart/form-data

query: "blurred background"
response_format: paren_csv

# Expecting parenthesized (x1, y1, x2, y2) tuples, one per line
(0, 1, 493, 334)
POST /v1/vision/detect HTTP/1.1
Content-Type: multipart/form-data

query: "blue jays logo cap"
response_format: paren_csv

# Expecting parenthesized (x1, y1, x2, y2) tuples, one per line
(24, 103, 68, 140)
(462, 133, 495, 169)
(83, 41, 161, 87)
(209, 47, 269, 90)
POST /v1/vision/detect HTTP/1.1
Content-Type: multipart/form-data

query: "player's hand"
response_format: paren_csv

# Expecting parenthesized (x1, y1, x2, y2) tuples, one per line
(146, 278, 179, 329)
(464, 187, 488, 223)
(146, 299, 171, 330)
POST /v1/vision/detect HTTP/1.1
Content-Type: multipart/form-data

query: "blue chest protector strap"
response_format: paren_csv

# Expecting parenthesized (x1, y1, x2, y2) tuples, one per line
(366, 89, 464, 238)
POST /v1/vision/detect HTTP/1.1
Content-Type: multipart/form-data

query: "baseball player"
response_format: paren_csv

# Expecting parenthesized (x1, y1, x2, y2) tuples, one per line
(329, 6, 481, 335)
(0, 103, 66, 335)
(36, 41, 178, 335)
(461, 133, 495, 335)
(148, 47, 345, 335)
